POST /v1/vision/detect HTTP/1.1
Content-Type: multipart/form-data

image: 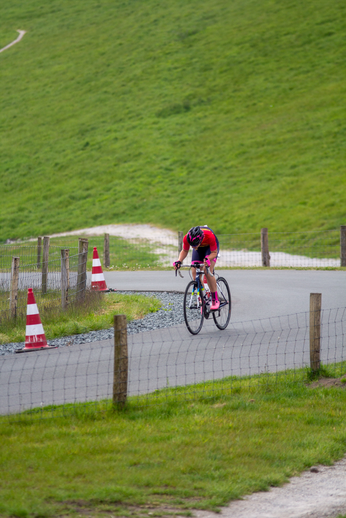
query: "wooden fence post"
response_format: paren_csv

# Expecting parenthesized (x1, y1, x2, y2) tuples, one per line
(104, 233, 110, 268)
(61, 249, 70, 309)
(10, 257, 20, 318)
(42, 236, 50, 294)
(310, 293, 321, 372)
(37, 237, 42, 269)
(261, 228, 270, 267)
(113, 314, 128, 407)
(178, 231, 184, 254)
(77, 238, 89, 300)
(341, 226, 346, 267)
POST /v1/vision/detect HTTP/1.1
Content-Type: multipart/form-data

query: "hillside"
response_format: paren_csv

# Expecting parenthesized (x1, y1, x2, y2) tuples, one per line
(0, 0, 345, 241)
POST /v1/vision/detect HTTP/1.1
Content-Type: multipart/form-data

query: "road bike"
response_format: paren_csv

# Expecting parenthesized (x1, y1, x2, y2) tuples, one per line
(176, 262, 231, 335)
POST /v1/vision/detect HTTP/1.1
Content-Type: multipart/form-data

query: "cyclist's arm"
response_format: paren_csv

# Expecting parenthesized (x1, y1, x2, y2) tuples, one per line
(178, 249, 189, 263)
(173, 248, 189, 270)
(204, 233, 218, 264)
(206, 250, 218, 262)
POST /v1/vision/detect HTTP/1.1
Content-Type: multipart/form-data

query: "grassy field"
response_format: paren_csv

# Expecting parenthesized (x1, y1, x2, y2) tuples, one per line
(1, 0, 345, 242)
(1, 2, 346, 515)
(1, 370, 346, 517)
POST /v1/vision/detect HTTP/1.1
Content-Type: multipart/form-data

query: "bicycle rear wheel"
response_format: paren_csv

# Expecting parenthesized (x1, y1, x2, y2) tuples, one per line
(183, 280, 204, 335)
(213, 277, 231, 330)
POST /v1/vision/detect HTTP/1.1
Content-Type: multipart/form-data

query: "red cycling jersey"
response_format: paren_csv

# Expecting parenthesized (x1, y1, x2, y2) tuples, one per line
(183, 228, 218, 252)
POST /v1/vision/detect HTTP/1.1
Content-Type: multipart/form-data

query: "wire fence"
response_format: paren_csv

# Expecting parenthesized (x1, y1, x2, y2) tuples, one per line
(0, 228, 345, 418)
(1, 226, 345, 272)
(0, 255, 83, 320)
(1, 227, 343, 331)
(71, 227, 345, 268)
(1, 305, 345, 419)
(0, 243, 78, 270)
(217, 229, 343, 267)
(0, 241, 87, 330)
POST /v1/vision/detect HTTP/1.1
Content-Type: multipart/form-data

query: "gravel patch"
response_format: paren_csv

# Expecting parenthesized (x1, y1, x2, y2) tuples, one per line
(0, 291, 185, 356)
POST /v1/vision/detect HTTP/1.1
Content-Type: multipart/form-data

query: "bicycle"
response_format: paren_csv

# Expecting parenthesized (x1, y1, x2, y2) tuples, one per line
(176, 262, 231, 335)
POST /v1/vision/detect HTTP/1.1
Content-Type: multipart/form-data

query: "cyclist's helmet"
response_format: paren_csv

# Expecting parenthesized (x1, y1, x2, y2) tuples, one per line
(186, 226, 204, 247)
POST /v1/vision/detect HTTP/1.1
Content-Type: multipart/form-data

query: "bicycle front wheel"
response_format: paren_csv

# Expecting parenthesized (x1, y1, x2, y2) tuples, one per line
(183, 280, 204, 335)
(213, 277, 231, 330)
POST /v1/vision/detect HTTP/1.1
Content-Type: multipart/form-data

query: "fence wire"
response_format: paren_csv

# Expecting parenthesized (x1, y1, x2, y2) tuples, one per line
(217, 230, 341, 267)
(0, 228, 343, 273)
(0, 252, 83, 324)
(1, 306, 345, 419)
(103, 229, 341, 268)
(0, 244, 78, 269)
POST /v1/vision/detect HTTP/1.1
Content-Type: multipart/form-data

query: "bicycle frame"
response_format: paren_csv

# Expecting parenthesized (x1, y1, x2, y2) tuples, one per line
(176, 262, 231, 334)
(177, 263, 215, 316)
(195, 264, 211, 310)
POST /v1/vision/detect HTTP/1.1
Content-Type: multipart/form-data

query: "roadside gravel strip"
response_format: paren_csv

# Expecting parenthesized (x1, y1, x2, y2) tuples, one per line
(0, 291, 185, 355)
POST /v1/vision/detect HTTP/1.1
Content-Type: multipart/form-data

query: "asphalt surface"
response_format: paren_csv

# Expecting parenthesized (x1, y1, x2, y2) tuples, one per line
(1, 269, 344, 320)
(104, 269, 346, 320)
(2, 270, 345, 415)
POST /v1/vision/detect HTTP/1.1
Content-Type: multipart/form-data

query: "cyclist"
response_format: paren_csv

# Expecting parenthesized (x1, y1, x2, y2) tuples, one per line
(173, 226, 220, 310)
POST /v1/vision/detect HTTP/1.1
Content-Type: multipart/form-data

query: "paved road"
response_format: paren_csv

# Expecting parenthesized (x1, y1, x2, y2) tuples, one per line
(2, 315, 341, 415)
(105, 269, 346, 320)
(1, 270, 345, 415)
(1, 269, 344, 320)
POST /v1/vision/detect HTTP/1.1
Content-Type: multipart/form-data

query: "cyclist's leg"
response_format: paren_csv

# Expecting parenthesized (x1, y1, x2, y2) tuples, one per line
(206, 245, 221, 309)
(202, 246, 218, 292)
(191, 248, 203, 281)
(206, 263, 217, 293)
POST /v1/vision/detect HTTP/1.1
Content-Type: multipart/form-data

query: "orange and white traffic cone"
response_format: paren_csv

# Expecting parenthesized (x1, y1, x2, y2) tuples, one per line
(91, 247, 108, 291)
(16, 288, 56, 353)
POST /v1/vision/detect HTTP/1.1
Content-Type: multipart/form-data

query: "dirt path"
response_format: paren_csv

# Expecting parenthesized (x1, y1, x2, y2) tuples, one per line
(0, 30, 26, 53)
(48, 223, 177, 241)
(47, 224, 340, 268)
(194, 457, 346, 518)
(46, 223, 339, 268)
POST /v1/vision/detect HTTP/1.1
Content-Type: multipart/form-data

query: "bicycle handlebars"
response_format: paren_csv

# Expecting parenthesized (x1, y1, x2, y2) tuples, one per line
(174, 262, 209, 278)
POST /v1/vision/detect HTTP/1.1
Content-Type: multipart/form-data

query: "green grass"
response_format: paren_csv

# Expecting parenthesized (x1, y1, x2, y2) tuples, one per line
(1, 370, 346, 517)
(0, 291, 161, 344)
(0, 0, 346, 242)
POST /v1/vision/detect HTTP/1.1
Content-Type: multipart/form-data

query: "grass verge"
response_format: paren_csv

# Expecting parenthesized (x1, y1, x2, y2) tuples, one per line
(1, 369, 346, 517)
(0, 291, 161, 344)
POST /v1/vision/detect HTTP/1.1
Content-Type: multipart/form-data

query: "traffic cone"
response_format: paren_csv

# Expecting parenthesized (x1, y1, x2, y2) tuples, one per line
(16, 288, 56, 353)
(91, 247, 108, 291)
